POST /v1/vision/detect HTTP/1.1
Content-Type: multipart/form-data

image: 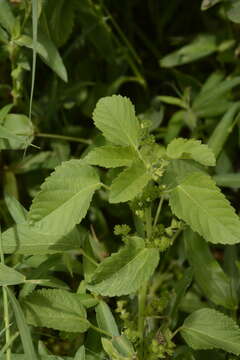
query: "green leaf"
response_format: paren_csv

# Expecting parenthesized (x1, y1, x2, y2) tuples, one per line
(214, 173, 240, 189)
(4, 193, 28, 224)
(44, 0, 75, 47)
(87, 237, 159, 296)
(184, 229, 237, 309)
(0, 0, 15, 33)
(15, 31, 68, 82)
(7, 288, 38, 360)
(166, 138, 216, 166)
(22, 289, 90, 332)
(28, 160, 101, 236)
(227, 0, 240, 23)
(84, 145, 137, 168)
(0, 114, 34, 150)
(95, 300, 120, 336)
(160, 34, 217, 67)
(0, 263, 26, 286)
(1, 224, 83, 255)
(109, 160, 151, 203)
(181, 308, 240, 355)
(74, 346, 85, 360)
(102, 336, 135, 360)
(201, 0, 223, 10)
(0, 103, 13, 122)
(169, 172, 240, 244)
(93, 95, 140, 148)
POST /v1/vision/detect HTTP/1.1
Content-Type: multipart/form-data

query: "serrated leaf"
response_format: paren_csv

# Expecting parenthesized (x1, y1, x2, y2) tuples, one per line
(184, 229, 237, 309)
(84, 145, 137, 168)
(169, 172, 240, 244)
(109, 160, 151, 203)
(0, 263, 26, 286)
(22, 289, 90, 332)
(181, 308, 240, 355)
(1, 224, 82, 255)
(28, 160, 101, 236)
(167, 138, 215, 166)
(93, 95, 140, 148)
(87, 237, 159, 296)
(0, 114, 34, 149)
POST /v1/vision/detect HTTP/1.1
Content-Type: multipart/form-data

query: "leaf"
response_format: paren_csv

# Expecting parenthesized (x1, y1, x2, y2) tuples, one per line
(0, 0, 15, 33)
(102, 336, 135, 360)
(169, 172, 240, 244)
(214, 173, 240, 189)
(201, 0, 224, 10)
(1, 224, 83, 255)
(208, 102, 240, 158)
(4, 193, 28, 224)
(160, 34, 217, 67)
(181, 308, 240, 355)
(15, 31, 68, 82)
(0, 263, 26, 286)
(93, 95, 140, 148)
(0, 114, 34, 150)
(7, 288, 38, 360)
(44, 0, 75, 47)
(109, 160, 151, 203)
(87, 237, 159, 296)
(84, 145, 137, 168)
(28, 160, 101, 236)
(166, 138, 216, 166)
(22, 289, 90, 332)
(184, 229, 237, 309)
(95, 300, 120, 336)
(227, 0, 240, 23)
(74, 345, 85, 360)
(0, 103, 13, 122)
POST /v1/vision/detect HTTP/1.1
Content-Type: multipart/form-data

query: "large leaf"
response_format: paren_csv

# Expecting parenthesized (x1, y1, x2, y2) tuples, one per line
(1, 224, 83, 255)
(0, 114, 34, 149)
(169, 172, 240, 244)
(87, 237, 159, 296)
(184, 229, 237, 309)
(109, 160, 151, 203)
(93, 95, 140, 148)
(22, 289, 90, 332)
(166, 138, 215, 166)
(181, 308, 240, 355)
(15, 31, 68, 82)
(0, 0, 15, 33)
(84, 145, 137, 168)
(28, 160, 101, 236)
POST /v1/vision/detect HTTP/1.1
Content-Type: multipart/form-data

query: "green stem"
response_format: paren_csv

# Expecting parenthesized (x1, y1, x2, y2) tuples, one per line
(89, 322, 112, 338)
(138, 282, 148, 360)
(145, 207, 152, 239)
(35, 132, 92, 145)
(79, 249, 98, 267)
(0, 332, 19, 357)
(153, 196, 164, 227)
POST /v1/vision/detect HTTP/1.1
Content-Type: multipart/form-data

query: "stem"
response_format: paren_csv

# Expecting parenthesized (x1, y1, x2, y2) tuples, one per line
(89, 322, 112, 338)
(153, 196, 164, 227)
(0, 227, 11, 360)
(138, 282, 148, 360)
(0, 332, 19, 357)
(35, 132, 92, 145)
(78, 249, 98, 267)
(145, 207, 152, 239)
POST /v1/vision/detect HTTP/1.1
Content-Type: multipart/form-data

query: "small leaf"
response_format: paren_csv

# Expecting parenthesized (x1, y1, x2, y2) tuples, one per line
(22, 289, 90, 332)
(96, 300, 120, 336)
(166, 138, 216, 166)
(87, 237, 159, 296)
(0, 104, 13, 122)
(28, 160, 101, 236)
(109, 160, 151, 203)
(84, 145, 137, 168)
(181, 308, 240, 355)
(184, 229, 237, 309)
(169, 172, 240, 244)
(93, 95, 140, 148)
(4, 193, 28, 224)
(0, 263, 26, 286)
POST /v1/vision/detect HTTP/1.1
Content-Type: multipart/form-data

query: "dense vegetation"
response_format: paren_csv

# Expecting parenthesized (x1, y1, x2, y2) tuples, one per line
(1, 0, 240, 359)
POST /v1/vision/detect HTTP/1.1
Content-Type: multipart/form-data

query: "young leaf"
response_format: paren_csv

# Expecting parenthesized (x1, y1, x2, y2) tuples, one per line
(95, 300, 120, 336)
(166, 138, 216, 166)
(181, 308, 240, 355)
(84, 145, 136, 168)
(1, 224, 82, 255)
(22, 289, 90, 332)
(184, 229, 237, 309)
(169, 172, 240, 244)
(93, 95, 140, 148)
(109, 160, 151, 203)
(0, 263, 26, 286)
(28, 160, 101, 236)
(87, 237, 159, 296)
